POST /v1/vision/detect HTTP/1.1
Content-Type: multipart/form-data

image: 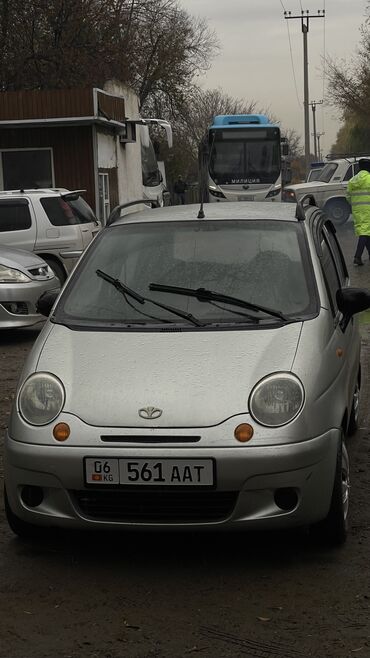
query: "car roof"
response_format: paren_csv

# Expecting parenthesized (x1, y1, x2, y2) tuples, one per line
(0, 188, 71, 198)
(113, 202, 299, 226)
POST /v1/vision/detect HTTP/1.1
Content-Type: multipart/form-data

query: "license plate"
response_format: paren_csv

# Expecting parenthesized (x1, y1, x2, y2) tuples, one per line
(85, 458, 215, 486)
(237, 195, 254, 201)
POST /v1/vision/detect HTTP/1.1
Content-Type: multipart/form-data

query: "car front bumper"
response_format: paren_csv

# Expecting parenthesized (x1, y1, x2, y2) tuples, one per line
(4, 428, 340, 532)
(0, 280, 60, 328)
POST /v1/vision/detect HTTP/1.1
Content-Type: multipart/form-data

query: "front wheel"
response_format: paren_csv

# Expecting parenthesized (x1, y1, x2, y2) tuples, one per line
(323, 198, 351, 226)
(347, 380, 361, 436)
(310, 437, 349, 546)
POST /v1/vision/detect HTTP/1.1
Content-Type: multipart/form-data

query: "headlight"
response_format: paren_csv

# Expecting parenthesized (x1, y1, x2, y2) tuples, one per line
(18, 373, 65, 426)
(0, 265, 31, 283)
(265, 186, 281, 198)
(249, 373, 304, 427)
(209, 187, 226, 199)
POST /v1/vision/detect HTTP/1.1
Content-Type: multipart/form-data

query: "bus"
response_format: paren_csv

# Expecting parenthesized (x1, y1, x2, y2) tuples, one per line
(140, 119, 172, 207)
(204, 114, 289, 202)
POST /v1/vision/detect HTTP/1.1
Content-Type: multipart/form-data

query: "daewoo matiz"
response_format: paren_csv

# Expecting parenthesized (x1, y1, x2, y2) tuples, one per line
(4, 200, 370, 544)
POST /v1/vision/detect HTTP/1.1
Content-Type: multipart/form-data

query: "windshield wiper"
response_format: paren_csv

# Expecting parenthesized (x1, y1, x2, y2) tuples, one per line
(96, 270, 204, 327)
(149, 283, 288, 321)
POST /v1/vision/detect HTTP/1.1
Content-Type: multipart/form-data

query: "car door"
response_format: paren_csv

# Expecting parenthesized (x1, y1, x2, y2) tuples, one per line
(318, 220, 359, 411)
(0, 198, 37, 252)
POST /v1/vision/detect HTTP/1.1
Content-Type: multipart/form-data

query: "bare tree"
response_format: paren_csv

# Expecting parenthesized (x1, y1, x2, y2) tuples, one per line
(325, 3, 370, 121)
(0, 0, 218, 110)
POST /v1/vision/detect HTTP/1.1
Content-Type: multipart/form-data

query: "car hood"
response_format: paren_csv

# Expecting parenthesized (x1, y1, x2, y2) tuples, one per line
(37, 322, 303, 427)
(0, 245, 47, 270)
(286, 181, 325, 192)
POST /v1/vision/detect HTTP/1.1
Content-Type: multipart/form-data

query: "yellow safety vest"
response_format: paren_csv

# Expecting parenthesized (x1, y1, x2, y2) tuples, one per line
(347, 170, 370, 236)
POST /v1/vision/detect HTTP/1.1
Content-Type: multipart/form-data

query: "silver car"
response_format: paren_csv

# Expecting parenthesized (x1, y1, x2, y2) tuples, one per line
(0, 245, 60, 329)
(0, 188, 101, 284)
(4, 200, 370, 545)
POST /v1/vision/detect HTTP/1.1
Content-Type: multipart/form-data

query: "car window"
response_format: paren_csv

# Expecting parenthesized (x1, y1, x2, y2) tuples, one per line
(57, 220, 318, 327)
(320, 230, 341, 314)
(40, 196, 96, 226)
(323, 224, 348, 285)
(68, 197, 97, 224)
(343, 165, 354, 182)
(0, 199, 32, 231)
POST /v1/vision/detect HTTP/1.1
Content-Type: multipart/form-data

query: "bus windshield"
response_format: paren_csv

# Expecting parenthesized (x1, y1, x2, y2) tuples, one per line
(209, 128, 281, 185)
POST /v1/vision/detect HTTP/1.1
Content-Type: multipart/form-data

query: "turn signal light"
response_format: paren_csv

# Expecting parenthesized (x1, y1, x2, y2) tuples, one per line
(53, 422, 70, 442)
(234, 423, 254, 443)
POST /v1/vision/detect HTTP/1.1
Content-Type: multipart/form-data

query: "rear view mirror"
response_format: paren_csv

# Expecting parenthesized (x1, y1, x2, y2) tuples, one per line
(337, 287, 370, 330)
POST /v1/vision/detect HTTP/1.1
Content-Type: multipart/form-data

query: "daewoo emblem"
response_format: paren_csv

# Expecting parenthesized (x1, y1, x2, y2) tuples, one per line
(139, 406, 163, 420)
(242, 184, 250, 190)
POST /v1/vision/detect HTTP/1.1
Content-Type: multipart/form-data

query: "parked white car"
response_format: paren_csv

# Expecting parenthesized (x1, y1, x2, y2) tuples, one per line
(4, 200, 370, 545)
(0, 245, 59, 328)
(283, 157, 369, 225)
(0, 188, 100, 283)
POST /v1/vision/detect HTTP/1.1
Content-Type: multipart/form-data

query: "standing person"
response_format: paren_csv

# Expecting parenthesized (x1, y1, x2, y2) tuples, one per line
(174, 175, 187, 205)
(346, 158, 370, 266)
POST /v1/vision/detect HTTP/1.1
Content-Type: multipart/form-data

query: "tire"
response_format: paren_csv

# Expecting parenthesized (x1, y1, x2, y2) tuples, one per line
(310, 436, 349, 546)
(43, 258, 66, 285)
(347, 379, 361, 436)
(323, 198, 351, 226)
(4, 488, 45, 540)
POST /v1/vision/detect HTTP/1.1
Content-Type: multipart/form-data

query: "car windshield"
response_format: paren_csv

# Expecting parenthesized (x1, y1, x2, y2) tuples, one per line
(317, 163, 338, 183)
(56, 219, 317, 328)
(306, 168, 323, 182)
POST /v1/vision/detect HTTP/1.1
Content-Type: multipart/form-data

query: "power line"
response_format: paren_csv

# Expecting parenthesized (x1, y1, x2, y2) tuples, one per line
(280, 1, 302, 108)
(285, 20, 302, 108)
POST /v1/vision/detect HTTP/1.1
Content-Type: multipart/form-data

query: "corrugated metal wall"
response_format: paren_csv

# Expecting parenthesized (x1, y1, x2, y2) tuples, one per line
(0, 126, 96, 210)
(0, 89, 94, 121)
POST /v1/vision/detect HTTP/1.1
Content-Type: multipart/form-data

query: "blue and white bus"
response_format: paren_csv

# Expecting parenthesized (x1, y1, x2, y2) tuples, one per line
(206, 114, 288, 202)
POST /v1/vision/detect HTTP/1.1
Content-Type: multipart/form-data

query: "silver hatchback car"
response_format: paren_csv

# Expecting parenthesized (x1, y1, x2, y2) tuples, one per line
(4, 200, 370, 544)
(0, 245, 60, 328)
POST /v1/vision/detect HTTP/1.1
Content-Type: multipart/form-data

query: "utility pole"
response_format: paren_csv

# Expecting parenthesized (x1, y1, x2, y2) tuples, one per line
(284, 10, 325, 175)
(316, 132, 325, 161)
(309, 100, 323, 159)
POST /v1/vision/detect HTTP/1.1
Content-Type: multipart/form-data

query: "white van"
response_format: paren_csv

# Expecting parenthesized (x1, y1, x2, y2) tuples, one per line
(0, 188, 101, 283)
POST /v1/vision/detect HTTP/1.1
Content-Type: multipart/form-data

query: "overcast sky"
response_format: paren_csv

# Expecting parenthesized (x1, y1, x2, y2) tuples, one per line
(180, 0, 367, 156)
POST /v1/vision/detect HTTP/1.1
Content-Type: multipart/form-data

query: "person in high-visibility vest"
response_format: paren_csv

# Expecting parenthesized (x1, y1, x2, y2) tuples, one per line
(347, 158, 370, 266)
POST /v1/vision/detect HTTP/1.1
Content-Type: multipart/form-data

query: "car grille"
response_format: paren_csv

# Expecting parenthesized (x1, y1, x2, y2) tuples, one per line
(73, 490, 238, 523)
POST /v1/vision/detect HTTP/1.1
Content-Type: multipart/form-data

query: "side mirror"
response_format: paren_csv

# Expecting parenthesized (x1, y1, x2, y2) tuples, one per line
(37, 290, 60, 317)
(337, 287, 370, 330)
(282, 143, 289, 156)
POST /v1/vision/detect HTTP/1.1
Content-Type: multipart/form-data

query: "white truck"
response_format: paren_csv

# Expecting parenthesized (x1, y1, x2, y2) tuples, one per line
(283, 155, 370, 225)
